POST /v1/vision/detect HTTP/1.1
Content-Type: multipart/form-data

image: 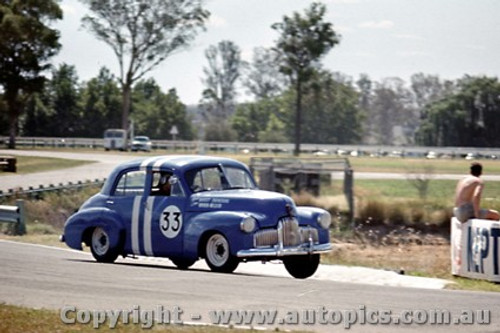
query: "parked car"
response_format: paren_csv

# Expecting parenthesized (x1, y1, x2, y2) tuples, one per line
(61, 155, 332, 279)
(130, 136, 152, 152)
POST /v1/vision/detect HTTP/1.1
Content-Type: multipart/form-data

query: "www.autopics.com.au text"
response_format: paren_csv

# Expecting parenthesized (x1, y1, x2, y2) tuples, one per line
(60, 305, 492, 329)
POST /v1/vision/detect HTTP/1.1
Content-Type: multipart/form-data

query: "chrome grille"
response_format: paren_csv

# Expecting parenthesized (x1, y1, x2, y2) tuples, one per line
(300, 227, 319, 243)
(253, 218, 319, 248)
(281, 218, 301, 246)
(254, 229, 278, 247)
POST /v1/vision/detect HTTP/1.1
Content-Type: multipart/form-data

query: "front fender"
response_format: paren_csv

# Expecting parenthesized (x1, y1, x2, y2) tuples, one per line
(183, 211, 255, 259)
(63, 207, 125, 251)
(296, 206, 331, 243)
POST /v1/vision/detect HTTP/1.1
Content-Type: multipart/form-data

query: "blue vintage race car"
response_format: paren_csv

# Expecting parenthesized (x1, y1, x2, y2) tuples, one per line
(61, 155, 332, 279)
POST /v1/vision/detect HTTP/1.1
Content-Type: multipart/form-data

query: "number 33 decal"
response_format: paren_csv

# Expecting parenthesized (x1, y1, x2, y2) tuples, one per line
(160, 205, 182, 238)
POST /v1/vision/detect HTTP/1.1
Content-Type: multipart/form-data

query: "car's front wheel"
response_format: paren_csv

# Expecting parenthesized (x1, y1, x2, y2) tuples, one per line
(283, 254, 320, 279)
(90, 227, 120, 263)
(204, 233, 239, 273)
(171, 258, 196, 270)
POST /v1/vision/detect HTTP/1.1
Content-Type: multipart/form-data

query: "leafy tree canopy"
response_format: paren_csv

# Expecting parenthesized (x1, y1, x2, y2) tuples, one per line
(0, 0, 62, 147)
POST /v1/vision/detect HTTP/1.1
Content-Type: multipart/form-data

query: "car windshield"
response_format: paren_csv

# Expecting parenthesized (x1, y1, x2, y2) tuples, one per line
(134, 136, 149, 142)
(186, 165, 256, 193)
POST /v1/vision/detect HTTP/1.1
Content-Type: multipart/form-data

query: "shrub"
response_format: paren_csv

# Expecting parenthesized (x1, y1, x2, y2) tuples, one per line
(358, 200, 386, 226)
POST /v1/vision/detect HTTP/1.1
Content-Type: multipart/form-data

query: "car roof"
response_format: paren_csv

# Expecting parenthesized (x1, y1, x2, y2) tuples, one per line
(121, 155, 247, 172)
(101, 155, 250, 195)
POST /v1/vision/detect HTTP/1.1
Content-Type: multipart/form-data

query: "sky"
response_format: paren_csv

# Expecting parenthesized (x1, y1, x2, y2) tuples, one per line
(52, 0, 500, 105)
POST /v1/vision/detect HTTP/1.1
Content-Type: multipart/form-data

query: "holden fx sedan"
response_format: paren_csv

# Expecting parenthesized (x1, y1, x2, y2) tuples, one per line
(61, 155, 332, 279)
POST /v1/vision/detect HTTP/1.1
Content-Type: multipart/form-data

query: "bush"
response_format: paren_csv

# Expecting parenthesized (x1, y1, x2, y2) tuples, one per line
(358, 200, 386, 226)
(356, 198, 451, 231)
(387, 204, 405, 226)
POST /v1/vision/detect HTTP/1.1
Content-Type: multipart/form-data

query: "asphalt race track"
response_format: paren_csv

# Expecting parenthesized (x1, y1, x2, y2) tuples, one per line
(1, 240, 499, 332)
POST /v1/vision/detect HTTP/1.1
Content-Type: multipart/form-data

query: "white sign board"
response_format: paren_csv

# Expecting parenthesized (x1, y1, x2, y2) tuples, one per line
(451, 217, 500, 282)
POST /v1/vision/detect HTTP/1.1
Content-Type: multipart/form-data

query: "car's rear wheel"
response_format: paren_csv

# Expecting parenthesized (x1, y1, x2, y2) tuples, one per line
(90, 227, 120, 263)
(204, 233, 239, 273)
(283, 254, 320, 279)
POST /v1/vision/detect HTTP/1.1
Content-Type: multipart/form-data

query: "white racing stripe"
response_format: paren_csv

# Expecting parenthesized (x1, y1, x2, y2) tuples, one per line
(152, 158, 171, 171)
(132, 196, 142, 255)
(140, 157, 159, 170)
(143, 197, 155, 256)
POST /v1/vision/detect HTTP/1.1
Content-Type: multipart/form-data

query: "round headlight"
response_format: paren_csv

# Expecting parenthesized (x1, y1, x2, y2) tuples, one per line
(240, 216, 256, 233)
(317, 211, 332, 229)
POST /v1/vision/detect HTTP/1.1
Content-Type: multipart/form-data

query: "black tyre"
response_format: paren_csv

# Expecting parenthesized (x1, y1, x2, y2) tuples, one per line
(171, 258, 196, 270)
(204, 233, 239, 273)
(90, 227, 120, 263)
(283, 254, 320, 279)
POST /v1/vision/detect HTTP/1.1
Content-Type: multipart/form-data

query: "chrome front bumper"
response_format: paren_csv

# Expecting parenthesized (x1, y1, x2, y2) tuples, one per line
(236, 242, 332, 258)
(238, 217, 332, 258)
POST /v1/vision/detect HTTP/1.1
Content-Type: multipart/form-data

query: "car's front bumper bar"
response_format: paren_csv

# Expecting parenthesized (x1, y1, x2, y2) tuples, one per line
(236, 242, 332, 258)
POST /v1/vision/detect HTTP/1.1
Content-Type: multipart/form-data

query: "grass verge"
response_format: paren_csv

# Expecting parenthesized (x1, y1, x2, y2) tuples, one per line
(0, 304, 268, 333)
(0, 155, 94, 175)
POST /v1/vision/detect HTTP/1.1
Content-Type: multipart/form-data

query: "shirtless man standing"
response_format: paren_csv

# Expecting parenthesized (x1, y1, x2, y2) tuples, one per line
(453, 162, 500, 223)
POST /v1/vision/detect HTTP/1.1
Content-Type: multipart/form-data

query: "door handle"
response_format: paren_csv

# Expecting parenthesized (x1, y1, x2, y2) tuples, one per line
(106, 200, 114, 205)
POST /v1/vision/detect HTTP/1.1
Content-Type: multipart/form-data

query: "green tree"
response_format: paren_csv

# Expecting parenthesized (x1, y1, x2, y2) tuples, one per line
(201, 40, 245, 141)
(80, 0, 209, 132)
(416, 76, 500, 147)
(259, 112, 288, 143)
(45, 64, 81, 136)
(231, 98, 284, 142)
(0, 96, 9, 135)
(0, 0, 62, 148)
(300, 71, 362, 144)
(23, 89, 51, 137)
(370, 78, 413, 145)
(132, 78, 193, 140)
(356, 74, 373, 143)
(272, 2, 340, 155)
(79, 67, 122, 137)
(244, 47, 286, 100)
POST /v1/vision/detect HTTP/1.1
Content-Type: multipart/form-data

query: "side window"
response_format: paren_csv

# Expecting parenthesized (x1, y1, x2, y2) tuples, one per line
(151, 171, 185, 197)
(225, 167, 255, 188)
(113, 170, 146, 196)
(169, 176, 185, 197)
(188, 167, 223, 192)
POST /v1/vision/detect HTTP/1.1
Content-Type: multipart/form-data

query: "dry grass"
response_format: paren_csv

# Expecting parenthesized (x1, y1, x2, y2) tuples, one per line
(324, 242, 450, 278)
(0, 304, 269, 333)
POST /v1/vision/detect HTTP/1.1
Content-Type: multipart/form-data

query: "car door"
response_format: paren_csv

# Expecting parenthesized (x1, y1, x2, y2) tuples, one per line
(142, 170, 187, 257)
(106, 168, 147, 255)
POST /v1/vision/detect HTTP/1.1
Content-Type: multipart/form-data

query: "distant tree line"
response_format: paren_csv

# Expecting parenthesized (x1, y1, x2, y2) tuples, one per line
(2, 1, 500, 148)
(3, 64, 195, 140)
(3, 57, 499, 148)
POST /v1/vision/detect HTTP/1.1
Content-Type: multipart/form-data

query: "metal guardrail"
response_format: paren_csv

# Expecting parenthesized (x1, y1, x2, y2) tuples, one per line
(0, 200, 26, 235)
(3, 136, 500, 158)
(0, 178, 106, 199)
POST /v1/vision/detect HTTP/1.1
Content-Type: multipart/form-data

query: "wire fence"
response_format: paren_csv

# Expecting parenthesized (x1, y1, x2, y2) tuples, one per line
(0, 178, 106, 200)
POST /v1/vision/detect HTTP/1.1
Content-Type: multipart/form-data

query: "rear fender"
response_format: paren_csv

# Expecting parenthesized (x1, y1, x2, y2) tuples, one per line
(63, 208, 125, 251)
